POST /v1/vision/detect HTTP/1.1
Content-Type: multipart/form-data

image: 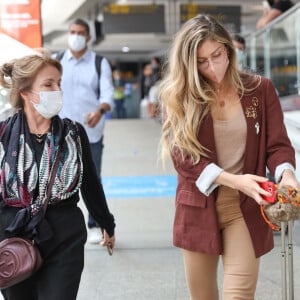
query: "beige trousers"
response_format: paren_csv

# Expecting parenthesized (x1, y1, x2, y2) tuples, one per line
(182, 187, 260, 300)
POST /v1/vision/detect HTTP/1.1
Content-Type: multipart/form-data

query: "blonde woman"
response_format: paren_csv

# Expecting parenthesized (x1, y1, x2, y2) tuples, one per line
(159, 14, 299, 299)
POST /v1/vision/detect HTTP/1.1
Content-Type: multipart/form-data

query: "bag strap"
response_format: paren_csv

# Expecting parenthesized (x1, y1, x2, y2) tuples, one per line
(260, 205, 280, 231)
(42, 118, 64, 214)
(95, 54, 102, 79)
(95, 54, 103, 99)
(42, 147, 61, 214)
(55, 50, 65, 61)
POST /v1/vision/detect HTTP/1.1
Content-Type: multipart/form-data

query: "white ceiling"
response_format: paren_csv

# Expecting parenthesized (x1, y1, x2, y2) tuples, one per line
(40, 0, 278, 61)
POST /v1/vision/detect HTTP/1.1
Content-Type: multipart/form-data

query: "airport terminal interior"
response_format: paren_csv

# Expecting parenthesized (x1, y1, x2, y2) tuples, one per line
(1, 1, 300, 299)
(2, 0, 300, 118)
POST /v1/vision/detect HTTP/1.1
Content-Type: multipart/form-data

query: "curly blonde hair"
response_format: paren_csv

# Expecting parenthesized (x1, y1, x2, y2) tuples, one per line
(159, 14, 259, 164)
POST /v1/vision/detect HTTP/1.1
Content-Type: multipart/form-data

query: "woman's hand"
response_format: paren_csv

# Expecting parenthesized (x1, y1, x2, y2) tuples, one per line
(278, 169, 300, 189)
(233, 174, 272, 205)
(100, 229, 116, 255)
(216, 171, 271, 205)
(85, 111, 102, 128)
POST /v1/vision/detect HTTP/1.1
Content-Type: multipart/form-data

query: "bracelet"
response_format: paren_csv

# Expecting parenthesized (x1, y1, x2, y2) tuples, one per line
(98, 108, 106, 115)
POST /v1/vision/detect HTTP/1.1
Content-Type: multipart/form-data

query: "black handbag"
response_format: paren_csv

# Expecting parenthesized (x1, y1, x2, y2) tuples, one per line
(0, 148, 60, 289)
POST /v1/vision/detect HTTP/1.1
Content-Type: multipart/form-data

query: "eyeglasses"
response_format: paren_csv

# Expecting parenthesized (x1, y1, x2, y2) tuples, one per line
(197, 47, 227, 71)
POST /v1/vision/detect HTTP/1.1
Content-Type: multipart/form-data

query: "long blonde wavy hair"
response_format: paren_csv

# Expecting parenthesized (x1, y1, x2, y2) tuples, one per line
(159, 14, 260, 165)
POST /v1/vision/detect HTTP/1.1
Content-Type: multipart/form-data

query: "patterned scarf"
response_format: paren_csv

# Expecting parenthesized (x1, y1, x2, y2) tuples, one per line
(0, 111, 83, 213)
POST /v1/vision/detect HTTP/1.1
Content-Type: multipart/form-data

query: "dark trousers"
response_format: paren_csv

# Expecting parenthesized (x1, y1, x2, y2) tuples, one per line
(88, 137, 104, 228)
(114, 99, 127, 119)
(1, 204, 87, 300)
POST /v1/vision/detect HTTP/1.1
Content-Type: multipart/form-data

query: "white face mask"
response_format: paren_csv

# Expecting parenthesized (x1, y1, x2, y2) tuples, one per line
(32, 91, 63, 119)
(68, 34, 86, 52)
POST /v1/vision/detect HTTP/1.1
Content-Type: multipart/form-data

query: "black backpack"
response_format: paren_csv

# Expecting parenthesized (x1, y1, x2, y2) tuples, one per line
(56, 51, 103, 98)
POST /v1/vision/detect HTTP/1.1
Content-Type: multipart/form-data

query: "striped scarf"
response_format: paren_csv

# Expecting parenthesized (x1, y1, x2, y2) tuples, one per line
(0, 111, 82, 214)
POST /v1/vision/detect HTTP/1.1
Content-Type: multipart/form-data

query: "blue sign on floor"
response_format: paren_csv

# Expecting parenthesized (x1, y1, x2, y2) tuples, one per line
(102, 175, 177, 198)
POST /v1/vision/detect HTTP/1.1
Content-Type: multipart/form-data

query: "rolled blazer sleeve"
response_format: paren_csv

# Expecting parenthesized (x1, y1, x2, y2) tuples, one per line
(195, 163, 223, 195)
(171, 151, 211, 182)
(173, 154, 222, 196)
(172, 145, 221, 196)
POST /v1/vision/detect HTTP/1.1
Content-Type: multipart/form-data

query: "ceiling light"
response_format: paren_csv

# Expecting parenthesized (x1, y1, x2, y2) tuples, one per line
(122, 46, 130, 53)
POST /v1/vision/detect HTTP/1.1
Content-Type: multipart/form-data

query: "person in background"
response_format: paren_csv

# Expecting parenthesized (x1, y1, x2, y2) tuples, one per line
(112, 69, 127, 119)
(141, 63, 153, 100)
(150, 56, 161, 86)
(148, 76, 161, 119)
(57, 18, 114, 244)
(140, 63, 153, 118)
(232, 34, 247, 71)
(148, 64, 164, 120)
(256, 0, 294, 29)
(0, 54, 115, 300)
(159, 14, 299, 299)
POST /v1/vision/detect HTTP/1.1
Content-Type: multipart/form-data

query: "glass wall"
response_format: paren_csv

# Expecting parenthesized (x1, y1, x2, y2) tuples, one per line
(246, 4, 300, 97)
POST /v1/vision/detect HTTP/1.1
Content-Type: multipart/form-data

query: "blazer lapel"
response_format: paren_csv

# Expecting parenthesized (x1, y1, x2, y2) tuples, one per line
(240, 92, 262, 202)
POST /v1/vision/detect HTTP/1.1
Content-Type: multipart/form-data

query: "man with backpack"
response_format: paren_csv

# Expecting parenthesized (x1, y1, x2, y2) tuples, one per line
(57, 18, 114, 244)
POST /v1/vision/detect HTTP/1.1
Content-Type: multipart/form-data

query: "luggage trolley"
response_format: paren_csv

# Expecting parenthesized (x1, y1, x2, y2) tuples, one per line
(280, 221, 294, 300)
(260, 183, 300, 300)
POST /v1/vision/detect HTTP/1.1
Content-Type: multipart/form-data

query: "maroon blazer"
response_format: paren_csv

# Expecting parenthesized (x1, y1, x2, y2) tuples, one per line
(172, 77, 295, 257)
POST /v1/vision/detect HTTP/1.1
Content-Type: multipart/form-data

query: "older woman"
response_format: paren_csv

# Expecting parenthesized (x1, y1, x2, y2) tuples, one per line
(0, 55, 115, 300)
(159, 14, 299, 299)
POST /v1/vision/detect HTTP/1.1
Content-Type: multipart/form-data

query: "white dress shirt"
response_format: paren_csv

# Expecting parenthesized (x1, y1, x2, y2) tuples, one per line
(59, 49, 114, 143)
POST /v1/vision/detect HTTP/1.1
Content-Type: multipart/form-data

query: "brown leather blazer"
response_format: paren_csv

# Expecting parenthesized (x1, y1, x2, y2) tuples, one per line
(172, 76, 295, 257)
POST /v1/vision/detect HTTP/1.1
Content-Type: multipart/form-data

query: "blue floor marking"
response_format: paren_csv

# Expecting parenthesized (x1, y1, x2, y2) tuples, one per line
(102, 175, 177, 198)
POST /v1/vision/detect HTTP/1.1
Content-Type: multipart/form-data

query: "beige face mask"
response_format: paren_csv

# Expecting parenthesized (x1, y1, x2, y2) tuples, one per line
(208, 55, 229, 84)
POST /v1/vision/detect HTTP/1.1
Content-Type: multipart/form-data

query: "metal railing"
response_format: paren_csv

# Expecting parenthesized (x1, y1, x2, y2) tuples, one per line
(245, 3, 300, 97)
